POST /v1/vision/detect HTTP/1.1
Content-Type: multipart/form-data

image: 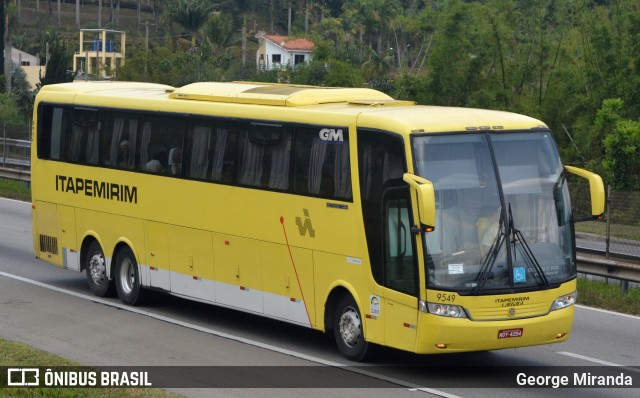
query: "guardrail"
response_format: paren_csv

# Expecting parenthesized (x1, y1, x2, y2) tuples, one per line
(1, 138, 31, 167)
(0, 166, 31, 182)
(1, 125, 31, 183)
(577, 251, 640, 283)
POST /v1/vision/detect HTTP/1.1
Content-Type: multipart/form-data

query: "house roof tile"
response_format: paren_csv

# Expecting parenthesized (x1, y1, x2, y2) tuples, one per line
(264, 35, 314, 51)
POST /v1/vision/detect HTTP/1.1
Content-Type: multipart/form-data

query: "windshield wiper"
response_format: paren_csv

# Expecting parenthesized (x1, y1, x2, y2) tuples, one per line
(508, 204, 550, 289)
(474, 211, 505, 294)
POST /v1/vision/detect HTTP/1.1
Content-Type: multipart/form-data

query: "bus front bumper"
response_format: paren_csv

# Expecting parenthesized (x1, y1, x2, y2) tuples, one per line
(415, 305, 574, 354)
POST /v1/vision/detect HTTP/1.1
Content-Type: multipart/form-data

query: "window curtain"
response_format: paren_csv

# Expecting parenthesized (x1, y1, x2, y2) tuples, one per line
(127, 120, 138, 169)
(238, 133, 264, 186)
(334, 143, 352, 198)
(109, 119, 125, 165)
(211, 128, 228, 181)
(85, 128, 100, 164)
(67, 125, 84, 161)
(268, 135, 291, 189)
(360, 143, 373, 200)
(140, 122, 152, 166)
(308, 137, 327, 194)
(189, 126, 211, 178)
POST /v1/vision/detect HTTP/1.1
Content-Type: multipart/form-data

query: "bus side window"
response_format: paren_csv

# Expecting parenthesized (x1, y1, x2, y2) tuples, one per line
(139, 116, 185, 174)
(293, 126, 352, 200)
(237, 123, 291, 190)
(186, 120, 236, 183)
(38, 105, 70, 161)
(102, 112, 138, 169)
(67, 109, 99, 164)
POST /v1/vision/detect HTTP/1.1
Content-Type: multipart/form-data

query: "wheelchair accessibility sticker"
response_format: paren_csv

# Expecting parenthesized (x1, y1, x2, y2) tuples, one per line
(514, 267, 526, 283)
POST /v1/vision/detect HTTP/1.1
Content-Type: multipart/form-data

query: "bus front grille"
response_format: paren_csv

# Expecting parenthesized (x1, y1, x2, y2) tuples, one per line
(39, 234, 59, 255)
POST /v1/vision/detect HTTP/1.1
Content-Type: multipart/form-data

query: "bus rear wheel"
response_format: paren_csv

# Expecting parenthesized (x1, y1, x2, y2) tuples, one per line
(114, 247, 146, 305)
(85, 241, 114, 297)
(333, 295, 370, 361)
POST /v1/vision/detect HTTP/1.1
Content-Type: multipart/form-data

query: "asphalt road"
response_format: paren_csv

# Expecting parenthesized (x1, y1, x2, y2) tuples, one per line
(0, 198, 638, 398)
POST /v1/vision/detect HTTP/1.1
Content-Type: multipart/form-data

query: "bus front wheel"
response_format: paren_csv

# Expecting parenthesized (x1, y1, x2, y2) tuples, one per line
(333, 295, 370, 361)
(85, 241, 114, 297)
(114, 247, 146, 305)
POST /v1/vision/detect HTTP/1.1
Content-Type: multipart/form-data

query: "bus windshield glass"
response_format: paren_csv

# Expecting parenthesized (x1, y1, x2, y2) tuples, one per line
(413, 132, 574, 293)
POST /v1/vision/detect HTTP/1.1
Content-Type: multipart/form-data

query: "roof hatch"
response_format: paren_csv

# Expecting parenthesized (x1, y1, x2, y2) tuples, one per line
(169, 81, 394, 106)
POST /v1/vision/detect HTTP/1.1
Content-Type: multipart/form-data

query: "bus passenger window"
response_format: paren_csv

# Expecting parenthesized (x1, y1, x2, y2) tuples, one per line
(102, 113, 138, 169)
(38, 105, 71, 161)
(293, 126, 352, 200)
(67, 109, 99, 164)
(139, 116, 185, 175)
(238, 123, 291, 190)
(187, 121, 236, 183)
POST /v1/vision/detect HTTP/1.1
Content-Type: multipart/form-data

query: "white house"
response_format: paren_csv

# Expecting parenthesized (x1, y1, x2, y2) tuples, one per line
(256, 34, 314, 71)
(10, 47, 40, 67)
(4, 46, 42, 89)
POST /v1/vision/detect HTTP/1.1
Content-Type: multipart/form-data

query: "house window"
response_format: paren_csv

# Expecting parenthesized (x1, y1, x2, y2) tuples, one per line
(294, 54, 305, 65)
(272, 54, 281, 64)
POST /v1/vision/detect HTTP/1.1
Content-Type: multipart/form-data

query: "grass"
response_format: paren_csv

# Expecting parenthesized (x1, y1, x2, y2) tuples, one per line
(575, 220, 640, 242)
(577, 277, 640, 316)
(0, 339, 179, 397)
(0, 178, 31, 202)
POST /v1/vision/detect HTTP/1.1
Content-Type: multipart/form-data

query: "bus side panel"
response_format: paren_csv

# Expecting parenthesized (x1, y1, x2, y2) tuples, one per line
(143, 221, 171, 291)
(58, 205, 80, 271)
(213, 233, 264, 314)
(261, 243, 315, 327)
(168, 225, 215, 302)
(74, 208, 145, 278)
(34, 201, 62, 267)
(313, 251, 377, 335)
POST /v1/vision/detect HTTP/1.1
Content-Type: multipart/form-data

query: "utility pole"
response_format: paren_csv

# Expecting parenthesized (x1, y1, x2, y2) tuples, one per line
(139, 21, 156, 52)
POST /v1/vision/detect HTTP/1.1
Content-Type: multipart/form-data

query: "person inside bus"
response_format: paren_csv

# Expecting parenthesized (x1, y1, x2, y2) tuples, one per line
(145, 159, 163, 173)
(117, 140, 130, 168)
(477, 207, 502, 258)
(168, 147, 182, 176)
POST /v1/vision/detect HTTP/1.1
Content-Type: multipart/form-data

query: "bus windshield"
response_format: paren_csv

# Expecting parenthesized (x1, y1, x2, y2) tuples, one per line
(413, 132, 574, 294)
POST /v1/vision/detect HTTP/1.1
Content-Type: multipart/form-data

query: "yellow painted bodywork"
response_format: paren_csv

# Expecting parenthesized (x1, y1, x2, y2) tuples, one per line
(31, 81, 591, 354)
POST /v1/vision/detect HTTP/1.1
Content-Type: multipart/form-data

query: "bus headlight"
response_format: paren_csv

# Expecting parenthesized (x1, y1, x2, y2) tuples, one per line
(550, 291, 577, 311)
(420, 300, 468, 318)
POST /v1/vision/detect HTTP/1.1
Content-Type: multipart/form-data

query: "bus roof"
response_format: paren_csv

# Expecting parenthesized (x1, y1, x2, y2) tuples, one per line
(37, 81, 547, 134)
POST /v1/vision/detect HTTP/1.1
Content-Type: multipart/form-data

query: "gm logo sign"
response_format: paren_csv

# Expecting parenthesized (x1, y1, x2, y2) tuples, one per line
(319, 128, 344, 142)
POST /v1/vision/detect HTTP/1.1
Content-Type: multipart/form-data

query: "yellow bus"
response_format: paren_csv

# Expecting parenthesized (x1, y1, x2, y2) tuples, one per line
(31, 81, 604, 361)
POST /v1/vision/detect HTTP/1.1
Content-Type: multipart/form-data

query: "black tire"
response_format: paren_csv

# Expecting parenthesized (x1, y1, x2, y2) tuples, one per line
(333, 294, 370, 362)
(84, 241, 114, 297)
(114, 246, 146, 305)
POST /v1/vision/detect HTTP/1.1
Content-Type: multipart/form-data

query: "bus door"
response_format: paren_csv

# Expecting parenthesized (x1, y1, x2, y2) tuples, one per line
(381, 186, 419, 352)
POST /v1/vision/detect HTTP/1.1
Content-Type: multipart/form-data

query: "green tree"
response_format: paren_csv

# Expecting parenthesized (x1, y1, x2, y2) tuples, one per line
(597, 98, 640, 190)
(37, 39, 75, 88)
(166, 0, 215, 48)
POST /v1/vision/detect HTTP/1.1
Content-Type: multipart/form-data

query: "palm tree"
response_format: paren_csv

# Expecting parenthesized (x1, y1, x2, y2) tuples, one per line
(166, 0, 215, 48)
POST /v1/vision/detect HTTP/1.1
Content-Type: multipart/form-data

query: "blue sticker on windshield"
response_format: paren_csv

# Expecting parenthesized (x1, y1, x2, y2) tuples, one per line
(514, 267, 526, 283)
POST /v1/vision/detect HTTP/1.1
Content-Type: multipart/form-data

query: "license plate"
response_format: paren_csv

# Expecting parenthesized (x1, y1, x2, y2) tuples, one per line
(498, 328, 523, 339)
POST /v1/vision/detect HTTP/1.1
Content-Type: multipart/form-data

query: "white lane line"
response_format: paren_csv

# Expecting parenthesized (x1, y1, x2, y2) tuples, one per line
(0, 197, 30, 205)
(575, 304, 640, 321)
(0, 270, 458, 397)
(409, 388, 463, 398)
(557, 351, 622, 366)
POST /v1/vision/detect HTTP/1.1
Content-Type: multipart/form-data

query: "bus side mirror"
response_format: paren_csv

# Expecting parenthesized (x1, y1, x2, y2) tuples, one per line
(402, 173, 436, 231)
(565, 166, 605, 221)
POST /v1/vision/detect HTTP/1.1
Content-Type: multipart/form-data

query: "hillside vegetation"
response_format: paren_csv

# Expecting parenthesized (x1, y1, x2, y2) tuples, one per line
(5, 1, 640, 189)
